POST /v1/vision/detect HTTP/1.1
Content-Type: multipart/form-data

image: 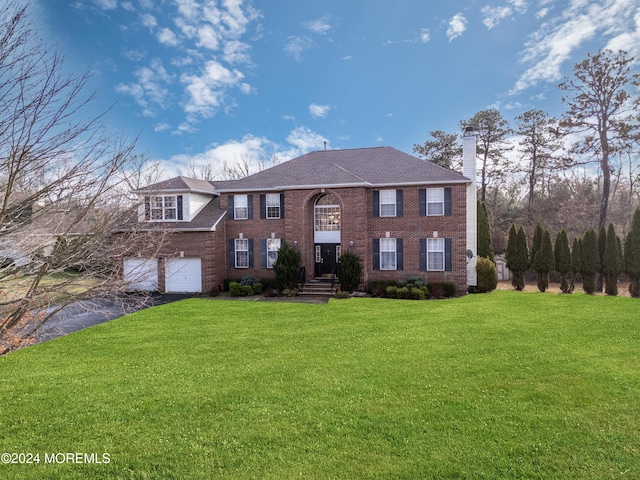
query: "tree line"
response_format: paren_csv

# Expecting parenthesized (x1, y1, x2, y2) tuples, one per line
(413, 49, 640, 252)
(503, 207, 640, 297)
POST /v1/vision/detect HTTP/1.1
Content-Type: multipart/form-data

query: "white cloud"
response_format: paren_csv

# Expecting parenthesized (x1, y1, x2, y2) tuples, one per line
(158, 27, 180, 46)
(140, 13, 157, 29)
(536, 7, 550, 19)
(223, 40, 252, 65)
(115, 58, 174, 117)
(284, 36, 314, 61)
(420, 28, 431, 43)
(92, 0, 117, 10)
(309, 103, 331, 119)
(482, 6, 512, 29)
(121, 2, 135, 12)
(281, 127, 328, 159)
(510, 0, 640, 95)
(303, 16, 335, 35)
(181, 60, 247, 117)
(156, 127, 328, 179)
(447, 13, 467, 41)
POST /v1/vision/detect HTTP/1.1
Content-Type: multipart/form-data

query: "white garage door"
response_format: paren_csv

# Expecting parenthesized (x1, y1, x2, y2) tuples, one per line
(165, 258, 202, 293)
(123, 258, 158, 291)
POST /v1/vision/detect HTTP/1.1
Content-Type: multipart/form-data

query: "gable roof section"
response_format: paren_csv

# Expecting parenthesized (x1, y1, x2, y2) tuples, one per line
(135, 176, 217, 195)
(217, 146, 470, 192)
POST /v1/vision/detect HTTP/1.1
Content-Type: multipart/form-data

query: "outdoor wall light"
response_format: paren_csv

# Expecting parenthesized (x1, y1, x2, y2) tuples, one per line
(293, 241, 298, 249)
(349, 240, 355, 248)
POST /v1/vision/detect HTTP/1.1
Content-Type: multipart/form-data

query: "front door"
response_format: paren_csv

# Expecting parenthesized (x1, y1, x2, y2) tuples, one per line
(315, 243, 340, 277)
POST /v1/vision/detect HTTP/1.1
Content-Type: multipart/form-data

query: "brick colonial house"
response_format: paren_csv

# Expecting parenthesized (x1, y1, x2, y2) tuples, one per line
(122, 136, 478, 295)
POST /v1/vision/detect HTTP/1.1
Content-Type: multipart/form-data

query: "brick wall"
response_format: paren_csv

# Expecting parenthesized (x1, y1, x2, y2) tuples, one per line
(221, 184, 469, 294)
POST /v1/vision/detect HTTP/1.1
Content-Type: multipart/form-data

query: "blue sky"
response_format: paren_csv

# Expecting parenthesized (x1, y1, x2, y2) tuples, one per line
(34, 0, 640, 178)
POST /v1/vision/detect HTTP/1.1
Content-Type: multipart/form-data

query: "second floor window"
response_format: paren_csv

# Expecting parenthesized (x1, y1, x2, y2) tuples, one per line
(266, 194, 281, 219)
(234, 195, 248, 220)
(427, 188, 445, 216)
(379, 190, 397, 217)
(151, 195, 177, 220)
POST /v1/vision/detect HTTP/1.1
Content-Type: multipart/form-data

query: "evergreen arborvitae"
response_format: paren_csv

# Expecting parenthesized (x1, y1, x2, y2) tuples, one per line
(273, 241, 301, 291)
(581, 229, 600, 294)
(624, 207, 640, 297)
(603, 223, 621, 296)
(570, 237, 581, 293)
(506, 224, 530, 291)
(533, 228, 555, 292)
(477, 200, 494, 262)
(554, 229, 572, 293)
(338, 250, 362, 293)
(530, 223, 543, 267)
(596, 224, 607, 292)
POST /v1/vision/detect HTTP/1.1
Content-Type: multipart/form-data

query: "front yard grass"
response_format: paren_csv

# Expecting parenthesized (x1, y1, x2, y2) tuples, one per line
(1, 291, 639, 479)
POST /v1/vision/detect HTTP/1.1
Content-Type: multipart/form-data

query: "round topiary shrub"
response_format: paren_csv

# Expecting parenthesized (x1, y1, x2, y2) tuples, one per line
(476, 256, 498, 293)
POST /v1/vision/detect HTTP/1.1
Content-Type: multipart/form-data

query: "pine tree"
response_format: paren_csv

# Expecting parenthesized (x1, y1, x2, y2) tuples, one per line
(477, 200, 494, 262)
(554, 229, 572, 293)
(581, 229, 600, 294)
(603, 223, 621, 296)
(624, 207, 640, 297)
(570, 237, 581, 293)
(533, 228, 555, 292)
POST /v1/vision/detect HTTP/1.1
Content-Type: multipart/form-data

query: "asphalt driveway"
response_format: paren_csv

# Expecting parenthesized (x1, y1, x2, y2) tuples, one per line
(34, 293, 192, 344)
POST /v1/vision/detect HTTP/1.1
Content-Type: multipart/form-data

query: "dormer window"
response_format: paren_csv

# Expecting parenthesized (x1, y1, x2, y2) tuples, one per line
(144, 195, 183, 221)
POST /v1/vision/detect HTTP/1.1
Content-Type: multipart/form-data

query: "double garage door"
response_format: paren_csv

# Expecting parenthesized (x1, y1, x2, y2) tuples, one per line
(123, 258, 202, 293)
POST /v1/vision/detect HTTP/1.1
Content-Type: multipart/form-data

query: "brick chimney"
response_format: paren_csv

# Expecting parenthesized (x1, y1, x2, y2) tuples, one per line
(463, 127, 477, 288)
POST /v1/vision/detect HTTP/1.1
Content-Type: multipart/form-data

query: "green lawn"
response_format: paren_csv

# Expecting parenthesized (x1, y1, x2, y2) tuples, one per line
(1, 292, 639, 479)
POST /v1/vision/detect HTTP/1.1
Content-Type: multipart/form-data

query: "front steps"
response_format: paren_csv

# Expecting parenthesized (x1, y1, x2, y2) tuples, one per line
(299, 278, 337, 296)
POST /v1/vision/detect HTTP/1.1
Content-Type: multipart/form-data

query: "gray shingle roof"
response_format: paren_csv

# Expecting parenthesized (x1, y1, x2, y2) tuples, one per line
(216, 146, 470, 192)
(135, 176, 217, 194)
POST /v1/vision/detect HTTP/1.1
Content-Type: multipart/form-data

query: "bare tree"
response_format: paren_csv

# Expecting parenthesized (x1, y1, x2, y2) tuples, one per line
(514, 109, 566, 226)
(0, 1, 159, 354)
(559, 49, 640, 227)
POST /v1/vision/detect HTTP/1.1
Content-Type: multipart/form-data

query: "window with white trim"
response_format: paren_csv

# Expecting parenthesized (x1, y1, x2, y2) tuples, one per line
(427, 188, 445, 216)
(150, 195, 177, 220)
(234, 195, 248, 220)
(379, 190, 397, 217)
(235, 238, 249, 268)
(267, 238, 281, 268)
(427, 238, 445, 271)
(266, 194, 281, 219)
(380, 238, 397, 270)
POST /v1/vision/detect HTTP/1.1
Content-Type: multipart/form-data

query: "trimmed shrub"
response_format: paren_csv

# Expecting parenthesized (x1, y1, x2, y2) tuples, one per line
(369, 280, 397, 297)
(224, 278, 242, 292)
(427, 282, 457, 299)
(581, 228, 599, 294)
(338, 251, 362, 293)
(252, 283, 263, 295)
(274, 241, 301, 291)
(475, 256, 498, 293)
(410, 287, 426, 300)
(532, 228, 554, 292)
(385, 285, 398, 299)
(240, 276, 255, 286)
(241, 285, 254, 296)
(398, 287, 410, 299)
(229, 281, 243, 296)
(554, 230, 572, 294)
